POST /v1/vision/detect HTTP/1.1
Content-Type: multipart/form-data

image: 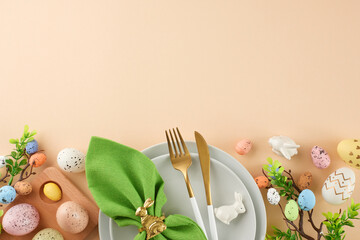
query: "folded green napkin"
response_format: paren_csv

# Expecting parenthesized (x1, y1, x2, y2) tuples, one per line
(86, 136, 207, 240)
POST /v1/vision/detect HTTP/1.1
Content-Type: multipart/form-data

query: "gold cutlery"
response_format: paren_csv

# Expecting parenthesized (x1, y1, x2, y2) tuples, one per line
(195, 131, 219, 240)
(165, 128, 208, 238)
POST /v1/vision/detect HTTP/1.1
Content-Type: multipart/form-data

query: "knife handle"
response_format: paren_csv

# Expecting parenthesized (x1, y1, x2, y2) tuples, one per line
(208, 205, 218, 240)
(190, 197, 208, 239)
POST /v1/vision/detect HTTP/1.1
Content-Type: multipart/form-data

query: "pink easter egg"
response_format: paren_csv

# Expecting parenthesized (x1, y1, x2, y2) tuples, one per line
(235, 139, 252, 155)
(311, 146, 331, 169)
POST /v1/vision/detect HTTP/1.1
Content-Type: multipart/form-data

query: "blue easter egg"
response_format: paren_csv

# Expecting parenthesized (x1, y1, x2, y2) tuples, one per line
(26, 140, 38, 154)
(268, 164, 281, 179)
(298, 189, 316, 211)
(0, 186, 16, 204)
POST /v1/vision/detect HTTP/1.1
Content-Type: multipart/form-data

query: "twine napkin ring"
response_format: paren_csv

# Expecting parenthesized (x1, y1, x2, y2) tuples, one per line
(136, 198, 167, 240)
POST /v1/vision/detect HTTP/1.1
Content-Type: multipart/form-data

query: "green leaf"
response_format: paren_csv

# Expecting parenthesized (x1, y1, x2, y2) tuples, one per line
(30, 130, 37, 137)
(9, 138, 18, 144)
(267, 157, 273, 165)
(19, 159, 27, 166)
(324, 221, 332, 229)
(24, 125, 29, 134)
(27, 137, 34, 142)
(6, 165, 12, 173)
(0, 209, 3, 217)
(5, 159, 14, 166)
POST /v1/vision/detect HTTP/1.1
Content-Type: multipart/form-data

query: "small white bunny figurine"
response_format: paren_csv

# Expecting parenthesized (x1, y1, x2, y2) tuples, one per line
(214, 192, 246, 225)
(268, 136, 300, 160)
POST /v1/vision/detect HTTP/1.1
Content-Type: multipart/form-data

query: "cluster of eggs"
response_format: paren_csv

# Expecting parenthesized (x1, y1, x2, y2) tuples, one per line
(0, 140, 47, 204)
(2, 200, 89, 238)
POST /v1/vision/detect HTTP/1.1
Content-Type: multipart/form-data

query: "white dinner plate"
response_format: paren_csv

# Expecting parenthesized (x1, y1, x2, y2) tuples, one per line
(99, 141, 266, 240)
(109, 153, 256, 240)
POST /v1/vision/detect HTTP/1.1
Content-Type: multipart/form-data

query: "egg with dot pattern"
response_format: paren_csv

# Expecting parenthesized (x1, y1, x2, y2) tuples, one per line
(57, 148, 86, 173)
(56, 201, 89, 233)
(267, 188, 280, 205)
(284, 200, 299, 221)
(3, 203, 40, 236)
(26, 140, 39, 154)
(0, 186, 16, 204)
(0, 155, 7, 168)
(298, 189, 316, 211)
(337, 139, 360, 169)
(32, 228, 64, 240)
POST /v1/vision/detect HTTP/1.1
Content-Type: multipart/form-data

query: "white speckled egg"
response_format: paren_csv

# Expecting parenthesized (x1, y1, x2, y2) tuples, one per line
(57, 148, 85, 173)
(56, 201, 89, 233)
(267, 188, 281, 205)
(32, 228, 64, 240)
(3, 203, 40, 236)
(0, 155, 7, 168)
(322, 167, 355, 205)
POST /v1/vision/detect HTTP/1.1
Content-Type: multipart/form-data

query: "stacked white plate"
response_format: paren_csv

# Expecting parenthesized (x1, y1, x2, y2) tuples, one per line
(98, 141, 266, 240)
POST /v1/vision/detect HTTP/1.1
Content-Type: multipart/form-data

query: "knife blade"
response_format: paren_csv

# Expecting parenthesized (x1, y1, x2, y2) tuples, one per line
(195, 131, 219, 240)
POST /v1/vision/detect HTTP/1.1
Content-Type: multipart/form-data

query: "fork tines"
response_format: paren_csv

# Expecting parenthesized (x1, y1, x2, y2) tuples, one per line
(165, 127, 189, 157)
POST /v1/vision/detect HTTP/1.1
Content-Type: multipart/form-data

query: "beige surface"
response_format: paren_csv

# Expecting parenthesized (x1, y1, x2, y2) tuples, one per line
(1, 1, 360, 239)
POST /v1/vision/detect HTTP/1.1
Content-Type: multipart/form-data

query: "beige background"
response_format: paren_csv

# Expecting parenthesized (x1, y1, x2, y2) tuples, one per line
(1, 0, 360, 239)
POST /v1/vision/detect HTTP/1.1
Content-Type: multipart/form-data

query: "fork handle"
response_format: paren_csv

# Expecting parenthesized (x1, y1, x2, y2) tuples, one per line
(190, 197, 208, 239)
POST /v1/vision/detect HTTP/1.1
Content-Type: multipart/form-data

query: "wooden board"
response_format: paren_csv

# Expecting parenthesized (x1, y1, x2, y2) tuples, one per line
(1, 167, 99, 240)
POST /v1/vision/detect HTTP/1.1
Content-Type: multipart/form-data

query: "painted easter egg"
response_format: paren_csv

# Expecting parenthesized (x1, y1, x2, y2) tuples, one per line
(14, 181, 33, 195)
(337, 139, 360, 169)
(2, 203, 40, 236)
(0, 186, 16, 204)
(26, 140, 39, 154)
(32, 228, 64, 240)
(43, 182, 62, 201)
(235, 139, 252, 155)
(267, 188, 280, 205)
(0, 155, 7, 168)
(311, 146, 330, 169)
(297, 171, 313, 191)
(56, 201, 89, 233)
(57, 148, 86, 173)
(29, 152, 47, 167)
(285, 200, 299, 221)
(298, 189, 316, 211)
(254, 176, 269, 189)
(322, 167, 355, 205)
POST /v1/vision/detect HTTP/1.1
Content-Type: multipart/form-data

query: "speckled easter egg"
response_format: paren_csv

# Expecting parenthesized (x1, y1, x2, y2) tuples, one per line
(285, 200, 299, 221)
(0, 186, 16, 204)
(322, 167, 355, 205)
(297, 171, 313, 191)
(14, 181, 33, 195)
(254, 176, 269, 189)
(298, 189, 316, 211)
(267, 188, 280, 205)
(32, 228, 64, 240)
(311, 146, 330, 169)
(0, 155, 7, 168)
(57, 148, 86, 173)
(29, 152, 47, 167)
(3, 203, 40, 236)
(43, 182, 62, 201)
(26, 140, 39, 154)
(56, 201, 89, 233)
(337, 139, 360, 169)
(235, 139, 252, 155)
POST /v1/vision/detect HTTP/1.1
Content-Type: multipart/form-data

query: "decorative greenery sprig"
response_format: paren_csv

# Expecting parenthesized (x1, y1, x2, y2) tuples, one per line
(263, 158, 360, 240)
(263, 158, 298, 200)
(1, 125, 37, 185)
(322, 199, 360, 240)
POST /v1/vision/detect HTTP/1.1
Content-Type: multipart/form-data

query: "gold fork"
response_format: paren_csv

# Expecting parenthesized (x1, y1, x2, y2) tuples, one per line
(165, 128, 208, 238)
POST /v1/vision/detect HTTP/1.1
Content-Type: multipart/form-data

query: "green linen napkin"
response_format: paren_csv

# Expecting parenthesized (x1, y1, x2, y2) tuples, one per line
(86, 136, 207, 240)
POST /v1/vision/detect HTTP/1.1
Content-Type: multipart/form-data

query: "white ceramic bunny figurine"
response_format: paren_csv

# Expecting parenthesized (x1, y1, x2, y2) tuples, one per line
(268, 136, 300, 160)
(214, 192, 246, 225)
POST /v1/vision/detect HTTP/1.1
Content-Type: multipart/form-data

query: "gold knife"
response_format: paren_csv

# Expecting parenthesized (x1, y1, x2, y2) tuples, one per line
(195, 131, 219, 240)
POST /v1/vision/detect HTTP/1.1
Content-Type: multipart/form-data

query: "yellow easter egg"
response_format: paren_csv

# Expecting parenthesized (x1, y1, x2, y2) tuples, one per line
(43, 182, 62, 201)
(337, 139, 360, 169)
